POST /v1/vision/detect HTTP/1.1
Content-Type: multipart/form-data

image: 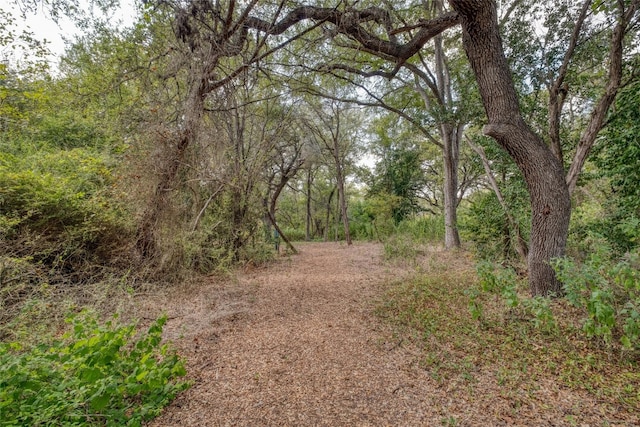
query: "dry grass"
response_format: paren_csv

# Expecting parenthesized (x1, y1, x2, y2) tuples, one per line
(136, 242, 639, 426)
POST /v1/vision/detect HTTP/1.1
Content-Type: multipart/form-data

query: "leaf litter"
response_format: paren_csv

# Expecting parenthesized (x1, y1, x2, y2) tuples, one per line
(138, 242, 638, 426)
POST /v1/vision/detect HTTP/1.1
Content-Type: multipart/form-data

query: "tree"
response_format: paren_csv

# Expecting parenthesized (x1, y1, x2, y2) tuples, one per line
(125, 0, 635, 293)
(279, 1, 475, 249)
(368, 115, 428, 224)
(446, 0, 570, 295)
(263, 99, 308, 254)
(304, 99, 360, 246)
(133, 0, 326, 258)
(223, 1, 564, 293)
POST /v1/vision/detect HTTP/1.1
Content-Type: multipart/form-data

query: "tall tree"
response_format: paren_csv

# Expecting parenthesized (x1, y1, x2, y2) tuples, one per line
(304, 99, 360, 246)
(129, 0, 636, 293)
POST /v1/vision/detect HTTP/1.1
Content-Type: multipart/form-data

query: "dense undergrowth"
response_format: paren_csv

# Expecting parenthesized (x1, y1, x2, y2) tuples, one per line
(377, 248, 640, 414)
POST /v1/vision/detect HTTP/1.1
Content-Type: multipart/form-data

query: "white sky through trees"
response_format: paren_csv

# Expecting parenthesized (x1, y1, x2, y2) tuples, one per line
(1, 0, 136, 69)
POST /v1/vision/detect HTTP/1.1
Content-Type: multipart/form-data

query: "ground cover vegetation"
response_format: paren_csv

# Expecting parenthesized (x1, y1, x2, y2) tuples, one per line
(1, 0, 639, 423)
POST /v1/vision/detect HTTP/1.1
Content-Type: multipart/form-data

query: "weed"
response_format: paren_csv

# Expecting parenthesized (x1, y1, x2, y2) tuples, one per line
(377, 260, 640, 412)
(0, 311, 189, 426)
(553, 251, 640, 350)
(440, 416, 458, 426)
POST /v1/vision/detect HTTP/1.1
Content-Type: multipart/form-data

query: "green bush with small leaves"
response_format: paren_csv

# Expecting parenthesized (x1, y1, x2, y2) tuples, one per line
(0, 312, 188, 426)
(553, 251, 640, 350)
(471, 261, 557, 333)
(0, 147, 132, 268)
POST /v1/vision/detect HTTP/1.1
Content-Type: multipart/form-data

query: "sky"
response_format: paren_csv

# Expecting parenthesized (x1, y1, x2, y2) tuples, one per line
(1, 0, 137, 69)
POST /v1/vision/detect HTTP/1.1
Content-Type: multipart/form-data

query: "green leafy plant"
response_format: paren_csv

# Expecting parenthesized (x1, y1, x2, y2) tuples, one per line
(379, 255, 640, 412)
(476, 260, 519, 306)
(553, 252, 640, 350)
(0, 312, 189, 426)
(473, 261, 558, 332)
(521, 296, 557, 333)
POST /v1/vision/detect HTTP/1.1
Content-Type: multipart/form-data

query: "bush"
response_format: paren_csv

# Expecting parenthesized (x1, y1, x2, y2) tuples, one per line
(380, 216, 444, 264)
(0, 312, 188, 426)
(469, 261, 557, 333)
(395, 215, 445, 244)
(278, 227, 307, 243)
(460, 189, 529, 262)
(553, 251, 640, 350)
(0, 147, 132, 267)
(383, 233, 419, 263)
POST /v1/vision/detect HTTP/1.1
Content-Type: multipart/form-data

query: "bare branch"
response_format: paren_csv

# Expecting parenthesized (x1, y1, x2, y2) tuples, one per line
(295, 68, 443, 149)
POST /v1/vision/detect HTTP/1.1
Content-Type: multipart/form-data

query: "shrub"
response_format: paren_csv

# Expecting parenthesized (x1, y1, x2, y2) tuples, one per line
(460, 189, 530, 262)
(0, 312, 189, 426)
(0, 148, 132, 267)
(383, 233, 419, 263)
(553, 251, 640, 350)
(395, 215, 445, 243)
(471, 261, 557, 333)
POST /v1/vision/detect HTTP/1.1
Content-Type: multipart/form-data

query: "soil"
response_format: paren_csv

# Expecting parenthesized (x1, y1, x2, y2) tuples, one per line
(140, 242, 638, 426)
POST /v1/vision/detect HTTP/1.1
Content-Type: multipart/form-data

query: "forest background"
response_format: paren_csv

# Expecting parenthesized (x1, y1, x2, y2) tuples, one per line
(1, 0, 640, 424)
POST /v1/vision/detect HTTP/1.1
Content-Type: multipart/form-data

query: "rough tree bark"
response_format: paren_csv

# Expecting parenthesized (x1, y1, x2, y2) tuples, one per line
(442, 123, 462, 249)
(449, 0, 571, 296)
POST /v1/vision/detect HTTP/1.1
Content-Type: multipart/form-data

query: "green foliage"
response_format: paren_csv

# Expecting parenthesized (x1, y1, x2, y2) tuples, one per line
(368, 138, 427, 224)
(381, 215, 444, 263)
(590, 80, 640, 253)
(383, 234, 419, 263)
(395, 215, 445, 243)
(553, 252, 640, 350)
(472, 261, 558, 333)
(0, 146, 131, 266)
(460, 180, 530, 262)
(349, 194, 399, 241)
(378, 255, 639, 410)
(475, 261, 521, 309)
(0, 312, 189, 426)
(278, 227, 306, 242)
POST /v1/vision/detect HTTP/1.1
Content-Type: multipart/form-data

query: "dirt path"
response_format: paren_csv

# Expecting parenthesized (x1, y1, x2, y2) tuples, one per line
(141, 242, 640, 426)
(145, 242, 460, 426)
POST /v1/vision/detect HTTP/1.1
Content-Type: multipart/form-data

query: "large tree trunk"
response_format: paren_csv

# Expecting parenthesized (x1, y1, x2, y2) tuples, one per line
(442, 123, 462, 249)
(450, 0, 571, 296)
